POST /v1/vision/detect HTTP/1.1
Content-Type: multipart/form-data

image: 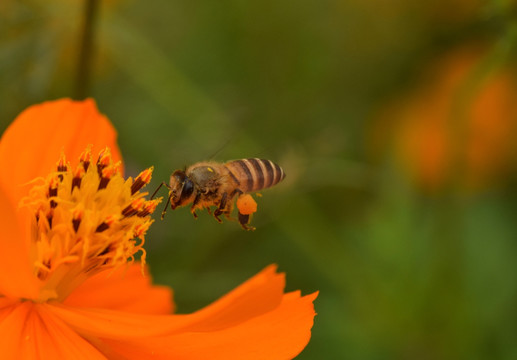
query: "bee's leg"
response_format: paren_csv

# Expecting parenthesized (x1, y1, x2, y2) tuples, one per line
(190, 192, 201, 219)
(234, 190, 255, 230)
(219, 189, 241, 221)
(213, 192, 228, 223)
(160, 193, 172, 220)
(238, 212, 255, 231)
(233, 189, 243, 196)
(227, 189, 253, 230)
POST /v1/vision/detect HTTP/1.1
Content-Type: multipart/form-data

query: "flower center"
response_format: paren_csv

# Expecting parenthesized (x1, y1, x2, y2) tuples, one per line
(21, 146, 159, 302)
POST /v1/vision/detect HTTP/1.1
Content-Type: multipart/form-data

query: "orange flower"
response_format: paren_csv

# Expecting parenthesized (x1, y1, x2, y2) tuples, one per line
(371, 46, 517, 191)
(0, 99, 317, 359)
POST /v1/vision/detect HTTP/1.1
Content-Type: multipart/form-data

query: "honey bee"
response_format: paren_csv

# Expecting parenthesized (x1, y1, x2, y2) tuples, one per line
(154, 159, 286, 230)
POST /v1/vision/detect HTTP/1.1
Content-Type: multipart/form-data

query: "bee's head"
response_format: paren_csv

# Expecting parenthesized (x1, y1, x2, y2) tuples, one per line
(168, 170, 195, 209)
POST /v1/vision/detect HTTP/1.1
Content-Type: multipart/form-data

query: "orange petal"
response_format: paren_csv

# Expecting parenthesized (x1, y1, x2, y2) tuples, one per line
(0, 302, 105, 360)
(63, 263, 174, 315)
(34, 305, 107, 359)
(0, 302, 31, 360)
(177, 264, 285, 332)
(0, 98, 122, 208)
(0, 302, 107, 360)
(48, 265, 286, 339)
(0, 185, 39, 299)
(0, 297, 19, 312)
(103, 291, 318, 360)
(46, 266, 317, 359)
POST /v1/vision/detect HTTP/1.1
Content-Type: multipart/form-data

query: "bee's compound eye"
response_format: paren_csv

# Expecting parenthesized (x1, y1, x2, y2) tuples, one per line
(173, 171, 186, 184)
(181, 179, 194, 201)
(171, 171, 187, 200)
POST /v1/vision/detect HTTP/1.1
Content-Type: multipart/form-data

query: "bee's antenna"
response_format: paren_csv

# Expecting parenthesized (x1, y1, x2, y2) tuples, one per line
(151, 181, 169, 200)
(208, 138, 233, 160)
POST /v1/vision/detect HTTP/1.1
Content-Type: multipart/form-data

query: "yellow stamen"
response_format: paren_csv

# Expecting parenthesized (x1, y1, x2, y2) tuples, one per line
(56, 151, 68, 172)
(79, 145, 92, 171)
(138, 199, 160, 217)
(97, 147, 111, 168)
(131, 166, 154, 195)
(21, 147, 159, 302)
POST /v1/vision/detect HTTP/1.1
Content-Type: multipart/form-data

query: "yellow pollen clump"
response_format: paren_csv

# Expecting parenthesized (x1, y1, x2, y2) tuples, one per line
(236, 194, 258, 215)
(20, 146, 159, 302)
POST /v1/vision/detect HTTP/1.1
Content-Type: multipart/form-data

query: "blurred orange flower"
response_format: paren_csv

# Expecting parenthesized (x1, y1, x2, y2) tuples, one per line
(371, 46, 517, 191)
(0, 99, 317, 359)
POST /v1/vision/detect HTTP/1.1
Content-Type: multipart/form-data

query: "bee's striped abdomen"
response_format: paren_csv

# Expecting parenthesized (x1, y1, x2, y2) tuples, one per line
(225, 158, 285, 193)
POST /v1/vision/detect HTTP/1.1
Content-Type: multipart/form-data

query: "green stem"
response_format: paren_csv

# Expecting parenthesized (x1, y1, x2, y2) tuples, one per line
(74, 0, 99, 99)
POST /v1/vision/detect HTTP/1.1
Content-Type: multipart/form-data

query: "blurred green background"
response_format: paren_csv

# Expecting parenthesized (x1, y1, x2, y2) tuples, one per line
(2, 0, 517, 358)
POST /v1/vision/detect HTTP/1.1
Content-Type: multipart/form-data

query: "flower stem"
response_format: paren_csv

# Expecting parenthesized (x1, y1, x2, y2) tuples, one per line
(74, 0, 99, 100)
